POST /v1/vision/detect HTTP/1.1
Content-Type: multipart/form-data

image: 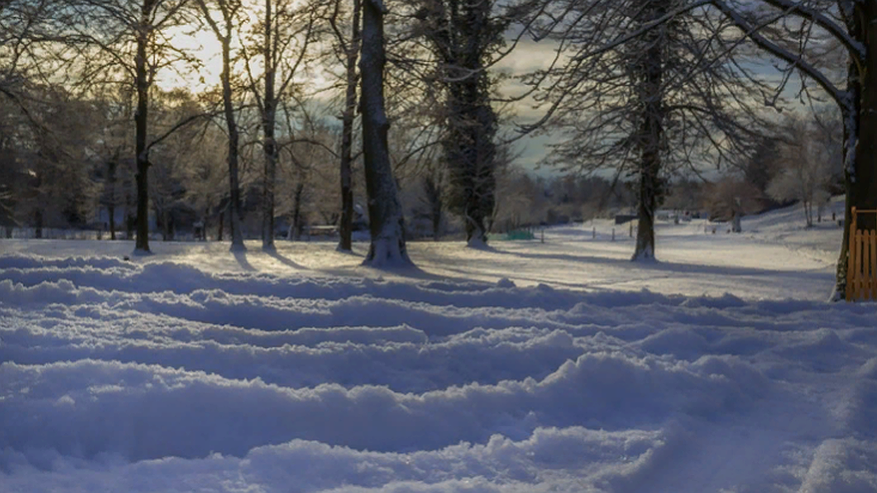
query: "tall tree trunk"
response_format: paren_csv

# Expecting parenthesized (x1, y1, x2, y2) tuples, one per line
(633, 155, 659, 259)
(108, 204, 116, 240)
(218, 208, 225, 241)
(632, 0, 664, 262)
(731, 211, 742, 233)
(425, 174, 443, 241)
(804, 200, 813, 227)
(338, 0, 361, 252)
(360, 0, 411, 267)
(465, 103, 497, 248)
(262, 117, 278, 250)
(261, 0, 277, 251)
(160, 208, 168, 241)
(221, 29, 246, 252)
(107, 156, 117, 240)
(126, 206, 134, 240)
(436, 0, 497, 248)
(34, 209, 43, 239)
(292, 181, 304, 241)
(133, 0, 154, 253)
(834, 2, 877, 300)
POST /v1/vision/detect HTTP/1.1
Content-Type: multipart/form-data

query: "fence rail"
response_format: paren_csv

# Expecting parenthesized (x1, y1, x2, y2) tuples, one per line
(846, 207, 877, 301)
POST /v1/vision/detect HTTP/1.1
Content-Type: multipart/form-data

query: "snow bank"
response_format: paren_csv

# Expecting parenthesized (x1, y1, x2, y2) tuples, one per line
(1, 252, 876, 492)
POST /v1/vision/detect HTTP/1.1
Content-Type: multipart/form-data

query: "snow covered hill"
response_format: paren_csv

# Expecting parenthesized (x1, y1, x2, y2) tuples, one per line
(1, 200, 874, 492)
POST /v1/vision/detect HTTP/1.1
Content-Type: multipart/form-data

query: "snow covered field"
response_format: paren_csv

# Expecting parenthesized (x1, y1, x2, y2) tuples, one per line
(2, 201, 876, 492)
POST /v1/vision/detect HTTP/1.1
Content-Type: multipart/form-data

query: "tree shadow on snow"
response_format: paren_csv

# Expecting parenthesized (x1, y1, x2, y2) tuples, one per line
(232, 250, 257, 272)
(265, 249, 307, 270)
(492, 249, 831, 281)
(350, 260, 484, 285)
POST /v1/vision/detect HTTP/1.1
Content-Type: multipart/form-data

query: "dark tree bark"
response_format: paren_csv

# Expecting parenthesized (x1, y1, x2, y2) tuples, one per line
(835, 1, 877, 300)
(292, 181, 305, 240)
(197, 0, 246, 251)
(224, 41, 246, 251)
(260, 0, 278, 251)
(420, 0, 500, 247)
(335, 0, 361, 252)
(34, 209, 43, 239)
(126, 199, 134, 240)
(632, 0, 665, 261)
(448, 92, 497, 247)
(107, 156, 117, 240)
(133, 0, 155, 253)
(423, 173, 443, 241)
(360, 0, 411, 266)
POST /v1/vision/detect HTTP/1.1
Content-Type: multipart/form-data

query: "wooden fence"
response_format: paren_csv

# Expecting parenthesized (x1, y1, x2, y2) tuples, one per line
(846, 207, 877, 301)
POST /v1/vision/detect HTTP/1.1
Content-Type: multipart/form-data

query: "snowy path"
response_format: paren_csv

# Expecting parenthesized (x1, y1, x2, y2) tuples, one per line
(1, 208, 875, 492)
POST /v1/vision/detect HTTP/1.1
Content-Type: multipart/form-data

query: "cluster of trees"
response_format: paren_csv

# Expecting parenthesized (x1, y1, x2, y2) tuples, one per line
(690, 108, 844, 232)
(1, 0, 873, 298)
(0, 0, 511, 266)
(518, 0, 872, 298)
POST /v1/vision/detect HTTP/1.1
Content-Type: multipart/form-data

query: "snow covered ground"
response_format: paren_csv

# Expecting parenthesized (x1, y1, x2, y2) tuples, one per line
(2, 200, 876, 492)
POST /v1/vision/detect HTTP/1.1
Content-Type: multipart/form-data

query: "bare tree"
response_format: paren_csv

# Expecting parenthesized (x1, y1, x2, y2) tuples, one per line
(64, 0, 194, 253)
(360, 0, 412, 266)
(147, 88, 208, 240)
(327, 0, 362, 251)
(411, 0, 509, 247)
(692, 0, 874, 300)
(275, 100, 338, 241)
(242, 0, 320, 251)
(196, 0, 246, 250)
(705, 177, 763, 233)
(522, 0, 770, 261)
(9, 85, 101, 237)
(91, 86, 138, 241)
(1, 0, 88, 235)
(767, 115, 834, 227)
(179, 122, 228, 239)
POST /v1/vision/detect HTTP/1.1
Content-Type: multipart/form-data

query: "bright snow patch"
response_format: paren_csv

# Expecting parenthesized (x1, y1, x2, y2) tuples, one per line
(1, 201, 875, 492)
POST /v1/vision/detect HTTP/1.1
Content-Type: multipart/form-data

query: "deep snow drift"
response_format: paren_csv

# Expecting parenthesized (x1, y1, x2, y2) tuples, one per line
(1, 203, 875, 492)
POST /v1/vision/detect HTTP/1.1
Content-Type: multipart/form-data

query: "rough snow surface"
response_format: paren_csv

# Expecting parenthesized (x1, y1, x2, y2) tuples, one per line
(1, 202, 875, 492)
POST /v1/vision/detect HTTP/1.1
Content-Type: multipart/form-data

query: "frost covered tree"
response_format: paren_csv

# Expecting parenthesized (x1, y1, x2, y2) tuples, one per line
(274, 104, 338, 241)
(178, 124, 228, 238)
(147, 89, 209, 241)
(703, 0, 874, 300)
(523, 0, 874, 299)
(327, 0, 362, 252)
(522, 0, 769, 261)
(767, 116, 833, 227)
(94, 89, 136, 240)
(196, 0, 246, 250)
(413, 0, 507, 246)
(0, 0, 96, 235)
(64, 0, 195, 253)
(360, 0, 412, 266)
(7, 86, 102, 236)
(241, 0, 320, 251)
(707, 177, 763, 233)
